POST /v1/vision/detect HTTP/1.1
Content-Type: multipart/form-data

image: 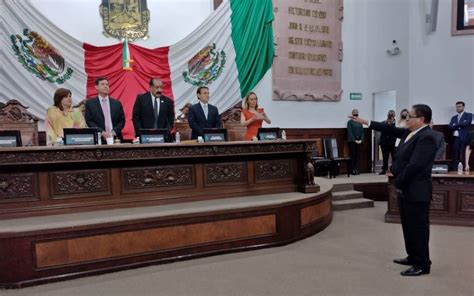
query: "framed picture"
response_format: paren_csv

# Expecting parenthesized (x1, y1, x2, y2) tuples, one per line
(452, 0, 474, 35)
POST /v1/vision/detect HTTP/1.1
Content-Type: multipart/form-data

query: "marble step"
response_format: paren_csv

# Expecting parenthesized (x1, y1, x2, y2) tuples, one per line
(332, 198, 375, 211)
(332, 183, 354, 192)
(332, 190, 364, 201)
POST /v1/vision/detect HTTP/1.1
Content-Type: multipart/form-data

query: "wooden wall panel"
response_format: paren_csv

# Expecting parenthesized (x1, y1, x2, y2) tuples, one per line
(35, 215, 276, 268)
(300, 198, 331, 227)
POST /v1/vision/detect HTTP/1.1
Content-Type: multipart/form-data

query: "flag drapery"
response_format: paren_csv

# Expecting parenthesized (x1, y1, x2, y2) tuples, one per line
(1, 0, 274, 139)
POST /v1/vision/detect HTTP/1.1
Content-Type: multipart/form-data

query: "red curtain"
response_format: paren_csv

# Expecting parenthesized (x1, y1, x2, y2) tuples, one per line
(83, 43, 171, 140)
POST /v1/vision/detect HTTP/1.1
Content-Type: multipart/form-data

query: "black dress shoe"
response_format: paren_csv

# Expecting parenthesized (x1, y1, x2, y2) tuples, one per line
(400, 266, 430, 276)
(393, 258, 413, 266)
(378, 171, 386, 175)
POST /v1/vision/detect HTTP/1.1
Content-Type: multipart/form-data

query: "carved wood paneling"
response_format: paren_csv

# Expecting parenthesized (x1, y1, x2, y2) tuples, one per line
(432, 178, 474, 186)
(204, 162, 247, 186)
(459, 193, 474, 214)
(122, 165, 195, 193)
(387, 183, 399, 213)
(255, 159, 293, 182)
(0, 173, 38, 202)
(430, 191, 448, 211)
(50, 170, 110, 198)
(1, 142, 308, 166)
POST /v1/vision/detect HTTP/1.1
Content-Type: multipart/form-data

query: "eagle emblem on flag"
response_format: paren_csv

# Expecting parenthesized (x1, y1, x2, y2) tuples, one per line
(10, 29, 73, 84)
(183, 43, 226, 86)
(100, 0, 150, 41)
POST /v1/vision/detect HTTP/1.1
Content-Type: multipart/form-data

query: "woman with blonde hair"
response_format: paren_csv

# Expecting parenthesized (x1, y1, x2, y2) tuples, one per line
(45, 88, 86, 145)
(240, 92, 271, 140)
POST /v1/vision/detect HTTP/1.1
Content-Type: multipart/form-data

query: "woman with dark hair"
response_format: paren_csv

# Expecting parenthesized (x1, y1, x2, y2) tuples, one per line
(45, 88, 86, 145)
(240, 92, 271, 140)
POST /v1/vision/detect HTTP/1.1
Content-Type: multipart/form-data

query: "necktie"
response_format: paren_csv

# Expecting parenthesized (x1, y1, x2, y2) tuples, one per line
(153, 97, 159, 128)
(101, 99, 111, 133)
(203, 104, 208, 120)
(404, 131, 415, 143)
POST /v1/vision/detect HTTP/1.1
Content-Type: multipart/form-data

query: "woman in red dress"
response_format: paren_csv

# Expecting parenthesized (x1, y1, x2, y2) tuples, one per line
(240, 92, 271, 140)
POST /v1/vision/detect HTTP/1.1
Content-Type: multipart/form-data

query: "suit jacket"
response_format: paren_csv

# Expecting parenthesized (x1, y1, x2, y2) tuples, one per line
(370, 121, 437, 202)
(448, 112, 472, 142)
(85, 97, 126, 140)
(188, 103, 221, 139)
(379, 120, 397, 147)
(132, 92, 175, 136)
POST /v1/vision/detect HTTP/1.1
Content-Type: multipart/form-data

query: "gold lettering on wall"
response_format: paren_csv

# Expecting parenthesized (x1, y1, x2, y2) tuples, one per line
(272, 0, 342, 101)
(288, 66, 333, 76)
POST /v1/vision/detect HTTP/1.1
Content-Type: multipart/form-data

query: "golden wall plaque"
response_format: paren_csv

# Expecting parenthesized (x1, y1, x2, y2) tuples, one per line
(100, 0, 150, 41)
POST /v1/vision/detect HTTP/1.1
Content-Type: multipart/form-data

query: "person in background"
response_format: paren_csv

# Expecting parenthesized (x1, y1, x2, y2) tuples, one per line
(188, 86, 221, 139)
(464, 131, 474, 171)
(429, 120, 446, 161)
(379, 110, 397, 174)
(395, 108, 409, 147)
(347, 109, 364, 175)
(240, 92, 271, 140)
(45, 88, 86, 145)
(85, 77, 126, 141)
(448, 101, 472, 170)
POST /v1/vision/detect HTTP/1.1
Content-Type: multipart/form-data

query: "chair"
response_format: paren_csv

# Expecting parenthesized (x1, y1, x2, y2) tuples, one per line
(0, 100, 39, 146)
(310, 139, 331, 177)
(323, 138, 351, 178)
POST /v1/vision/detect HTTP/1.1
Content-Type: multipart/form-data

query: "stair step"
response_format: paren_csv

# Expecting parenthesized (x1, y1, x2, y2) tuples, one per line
(332, 183, 354, 192)
(332, 190, 364, 201)
(332, 198, 374, 211)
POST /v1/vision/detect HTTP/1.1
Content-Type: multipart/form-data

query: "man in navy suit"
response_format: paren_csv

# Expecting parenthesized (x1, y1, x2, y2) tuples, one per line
(448, 101, 472, 170)
(351, 104, 438, 277)
(188, 86, 221, 140)
(132, 78, 175, 140)
(85, 77, 125, 141)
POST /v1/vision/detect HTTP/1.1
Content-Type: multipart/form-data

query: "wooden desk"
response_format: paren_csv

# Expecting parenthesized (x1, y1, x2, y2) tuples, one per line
(386, 172, 474, 226)
(0, 140, 319, 219)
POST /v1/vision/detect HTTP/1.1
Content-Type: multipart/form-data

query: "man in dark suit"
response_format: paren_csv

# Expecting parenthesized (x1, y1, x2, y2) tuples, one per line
(448, 101, 472, 170)
(188, 86, 221, 140)
(85, 77, 125, 141)
(379, 110, 397, 174)
(351, 104, 437, 277)
(132, 78, 175, 140)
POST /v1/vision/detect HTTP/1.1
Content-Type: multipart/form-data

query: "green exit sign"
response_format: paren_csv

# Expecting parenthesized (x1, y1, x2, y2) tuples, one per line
(350, 93, 362, 100)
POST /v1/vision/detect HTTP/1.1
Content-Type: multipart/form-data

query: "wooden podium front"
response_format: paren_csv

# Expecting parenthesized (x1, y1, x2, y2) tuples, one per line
(0, 140, 331, 288)
(0, 140, 319, 219)
(386, 173, 474, 227)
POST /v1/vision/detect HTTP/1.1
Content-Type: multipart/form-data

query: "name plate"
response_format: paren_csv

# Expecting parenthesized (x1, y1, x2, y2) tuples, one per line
(0, 136, 18, 147)
(432, 164, 448, 174)
(259, 132, 278, 140)
(204, 133, 225, 142)
(140, 134, 165, 144)
(65, 134, 95, 145)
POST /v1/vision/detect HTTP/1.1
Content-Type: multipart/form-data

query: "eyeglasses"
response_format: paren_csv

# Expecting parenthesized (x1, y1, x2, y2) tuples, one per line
(408, 115, 419, 119)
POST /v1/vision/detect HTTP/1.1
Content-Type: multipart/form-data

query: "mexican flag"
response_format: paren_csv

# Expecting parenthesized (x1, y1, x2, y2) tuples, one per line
(2, 0, 274, 139)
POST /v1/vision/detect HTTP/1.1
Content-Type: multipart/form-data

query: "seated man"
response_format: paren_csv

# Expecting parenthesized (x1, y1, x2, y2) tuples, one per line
(85, 77, 125, 141)
(188, 86, 221, 139)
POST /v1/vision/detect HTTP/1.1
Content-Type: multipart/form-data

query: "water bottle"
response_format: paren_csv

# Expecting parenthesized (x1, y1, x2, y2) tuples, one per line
(175, 132, 181, 143)
(457, 162, 463, 175)
(97, 132, 102, 145)
(281, 130, 287, 140)
(56, 137, 64, 146)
